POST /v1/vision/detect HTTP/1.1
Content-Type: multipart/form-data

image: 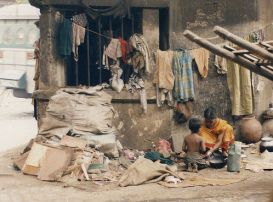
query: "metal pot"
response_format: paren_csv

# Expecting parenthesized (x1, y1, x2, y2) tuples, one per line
(260, 137, 273, 153)
(209, 155, 227, 169)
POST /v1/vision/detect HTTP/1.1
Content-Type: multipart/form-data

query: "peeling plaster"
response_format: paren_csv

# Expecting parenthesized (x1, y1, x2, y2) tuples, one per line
(128, 108, 133, 117)
(132, 119, 137, 125)
(113, 111, 119, 118)
(138, 131, 144, 137)
(151, 120, 163, 133)
(118, 122, 124, 130)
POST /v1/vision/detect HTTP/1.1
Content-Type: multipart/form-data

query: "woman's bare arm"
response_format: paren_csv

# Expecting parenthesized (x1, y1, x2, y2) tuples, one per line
(206, 130, 225, 157)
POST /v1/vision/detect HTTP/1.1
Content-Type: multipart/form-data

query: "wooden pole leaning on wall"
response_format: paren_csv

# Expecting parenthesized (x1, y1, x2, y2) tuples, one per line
(183, 30, 273, 81)
(213, 26, 273, 61)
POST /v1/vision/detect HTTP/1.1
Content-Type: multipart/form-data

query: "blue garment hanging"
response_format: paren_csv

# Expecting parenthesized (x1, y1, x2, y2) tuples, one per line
(58, 18, 72, 59)
(173, 49, 195, 102)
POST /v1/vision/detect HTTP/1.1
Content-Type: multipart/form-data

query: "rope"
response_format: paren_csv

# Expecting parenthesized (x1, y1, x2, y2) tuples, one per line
(85, 27, 113, 40)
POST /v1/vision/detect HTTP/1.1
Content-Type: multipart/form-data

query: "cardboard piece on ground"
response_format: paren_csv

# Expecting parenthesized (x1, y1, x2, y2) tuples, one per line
(22, 165, 39, 175)
(59, 135, 87, 148)
(38, 147, 73, 181)
(244, 160, 273, 170)
(13, 151, 30, 170)
(158, 177, 246, 188)
(22, 142, 48, 175)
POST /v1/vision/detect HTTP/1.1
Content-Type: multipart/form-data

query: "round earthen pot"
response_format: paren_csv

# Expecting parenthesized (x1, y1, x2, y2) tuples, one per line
(240, 116, 262, 143)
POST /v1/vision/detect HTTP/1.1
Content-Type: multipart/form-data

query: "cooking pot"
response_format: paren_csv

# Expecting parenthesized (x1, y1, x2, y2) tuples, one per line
(260, 137, 273, 153)
(209, 155, 227, 169)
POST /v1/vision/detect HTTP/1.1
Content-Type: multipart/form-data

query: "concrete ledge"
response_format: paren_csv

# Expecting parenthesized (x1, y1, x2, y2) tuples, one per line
(33, 88, 157, 102)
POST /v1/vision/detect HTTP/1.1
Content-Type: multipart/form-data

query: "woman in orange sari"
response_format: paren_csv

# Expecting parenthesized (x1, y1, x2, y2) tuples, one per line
(198, 107, 234, 157)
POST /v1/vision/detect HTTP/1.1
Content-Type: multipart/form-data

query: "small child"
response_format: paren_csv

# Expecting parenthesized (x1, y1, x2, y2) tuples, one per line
(182, 118, 206, 172)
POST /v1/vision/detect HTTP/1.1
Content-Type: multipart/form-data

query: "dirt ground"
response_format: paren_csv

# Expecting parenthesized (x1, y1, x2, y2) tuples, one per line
(0, 89, 273, 202)
(0, 144, 273, 202)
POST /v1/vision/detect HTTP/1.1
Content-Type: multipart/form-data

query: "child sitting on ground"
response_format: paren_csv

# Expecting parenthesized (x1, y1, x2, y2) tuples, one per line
(182, 118, 206, 172)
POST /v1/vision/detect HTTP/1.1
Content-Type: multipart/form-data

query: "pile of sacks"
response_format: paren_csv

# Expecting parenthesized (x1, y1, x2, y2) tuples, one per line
(13, 86, 123, 181)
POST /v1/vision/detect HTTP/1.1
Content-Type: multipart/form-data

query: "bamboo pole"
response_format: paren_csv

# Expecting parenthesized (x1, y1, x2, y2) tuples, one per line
(183, 30, 273, 81)
(213, 26, 273, 61)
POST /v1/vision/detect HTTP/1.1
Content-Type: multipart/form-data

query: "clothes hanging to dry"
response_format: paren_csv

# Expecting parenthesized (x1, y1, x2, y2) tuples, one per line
(104, 39, 122, 61)
(155, 84, 174, 107)
(227, 35, 254, 116)
(191, 48, 209, 78)
(130, 34, 151, 73)
(128, 74, 147, 113)
(153, 50, 174, 107)
(119, 37, 129, 63)
(214, 53, 227, 75)
(72, 23, 86, 61)
(175, 100, 194, 123)
(173, 50, 194, 102)
(153, 50, 174, 90)
(58, 18, 72, 59)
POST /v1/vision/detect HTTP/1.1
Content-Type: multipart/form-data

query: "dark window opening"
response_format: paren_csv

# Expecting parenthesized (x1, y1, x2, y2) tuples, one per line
(64, 7, 169, 87)
(159, 8, 169, 51)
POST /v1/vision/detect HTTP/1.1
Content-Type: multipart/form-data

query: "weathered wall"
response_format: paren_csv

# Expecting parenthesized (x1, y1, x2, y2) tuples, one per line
(112, 103, 171, 150)
(168, 0, 273, 148)
(33, 0, 273, 151)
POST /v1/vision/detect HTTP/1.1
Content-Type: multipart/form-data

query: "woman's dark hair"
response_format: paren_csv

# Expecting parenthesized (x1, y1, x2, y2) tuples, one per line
(204, 107, 217, 119)
(189, 118, 202, 133)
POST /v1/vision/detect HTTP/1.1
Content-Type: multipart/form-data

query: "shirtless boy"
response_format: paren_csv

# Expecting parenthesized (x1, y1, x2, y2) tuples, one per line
(182, 118, 206, 172)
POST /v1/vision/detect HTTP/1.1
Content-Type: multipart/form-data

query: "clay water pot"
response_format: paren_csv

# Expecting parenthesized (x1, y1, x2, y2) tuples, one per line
(240, 116, 262, 143)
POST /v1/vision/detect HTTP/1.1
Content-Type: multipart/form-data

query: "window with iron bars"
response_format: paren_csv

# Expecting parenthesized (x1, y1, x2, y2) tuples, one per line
(63, 8, 169, 87)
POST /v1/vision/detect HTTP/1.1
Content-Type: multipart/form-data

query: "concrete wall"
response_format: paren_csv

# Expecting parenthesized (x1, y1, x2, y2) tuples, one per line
(167, 0, 273, 148)
(33, 0, 273, 151)
(39, 7, 65, 90)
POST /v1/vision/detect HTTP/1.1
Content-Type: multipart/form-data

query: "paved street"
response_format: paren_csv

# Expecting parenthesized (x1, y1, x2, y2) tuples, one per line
(0, 89, 37, 153)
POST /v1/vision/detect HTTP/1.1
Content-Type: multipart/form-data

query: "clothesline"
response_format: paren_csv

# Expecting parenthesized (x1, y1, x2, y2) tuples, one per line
(84, 26, 113, 40)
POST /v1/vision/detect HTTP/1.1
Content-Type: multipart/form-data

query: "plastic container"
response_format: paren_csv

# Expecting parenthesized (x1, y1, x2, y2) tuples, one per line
(227, 141, 241, 172)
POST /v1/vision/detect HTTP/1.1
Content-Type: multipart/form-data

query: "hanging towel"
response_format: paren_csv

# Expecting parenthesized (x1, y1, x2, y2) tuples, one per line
(153, 50, 174, 90)
(173, 50, 195, 102)
(58, 18, 72, 59)
(191, 48, 209, 78)
(105, 39, 122, 61)
(227, 35, 254, 116)
(130, 34, 151, 73)
(72, 23, 86, 61)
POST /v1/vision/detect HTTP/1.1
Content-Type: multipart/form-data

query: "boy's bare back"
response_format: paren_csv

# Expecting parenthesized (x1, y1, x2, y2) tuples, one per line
(183, 133, 206, 153)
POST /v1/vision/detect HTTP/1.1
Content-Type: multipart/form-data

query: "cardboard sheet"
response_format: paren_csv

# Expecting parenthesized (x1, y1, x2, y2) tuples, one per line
(38, 147, 73, 181)
(22, 142, 48, 175)
(13, 151, 30, 170)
